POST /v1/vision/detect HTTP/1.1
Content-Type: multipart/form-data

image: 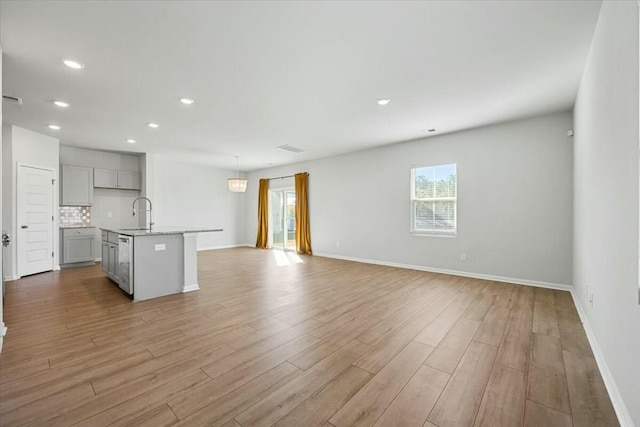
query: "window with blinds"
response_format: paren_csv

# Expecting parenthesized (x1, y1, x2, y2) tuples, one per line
(411, 163, 457, 234)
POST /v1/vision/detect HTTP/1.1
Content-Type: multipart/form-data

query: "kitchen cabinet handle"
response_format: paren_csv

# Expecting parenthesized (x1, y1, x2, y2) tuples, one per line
(21, 225, 28, 229)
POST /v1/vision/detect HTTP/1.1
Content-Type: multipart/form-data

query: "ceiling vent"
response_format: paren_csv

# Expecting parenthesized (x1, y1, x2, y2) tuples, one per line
(2, 95, 23, 105)
(277, 144, 304, 153)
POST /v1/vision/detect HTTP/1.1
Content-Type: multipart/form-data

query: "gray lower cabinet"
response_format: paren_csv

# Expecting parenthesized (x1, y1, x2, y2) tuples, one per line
(102, 231, 121, 285)
(62, 228, 95, 264)
(61, 165, 93, 206)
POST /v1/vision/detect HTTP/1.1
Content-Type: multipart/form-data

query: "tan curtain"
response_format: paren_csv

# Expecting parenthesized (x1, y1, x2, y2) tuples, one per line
(255, 179, 269, 249)
(294, 172, 312, 255)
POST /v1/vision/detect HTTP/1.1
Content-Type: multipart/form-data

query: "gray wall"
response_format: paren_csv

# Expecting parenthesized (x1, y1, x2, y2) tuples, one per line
(0, 45, 4, 348)
(573, 1, 640, 425)
(246, 111, 574, 286)
(2, 125, 60, 278)
(148, 155, 245, 250)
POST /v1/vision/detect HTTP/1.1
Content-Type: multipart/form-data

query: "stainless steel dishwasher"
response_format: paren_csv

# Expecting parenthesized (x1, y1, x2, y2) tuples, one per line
(118, 235, 134, 295)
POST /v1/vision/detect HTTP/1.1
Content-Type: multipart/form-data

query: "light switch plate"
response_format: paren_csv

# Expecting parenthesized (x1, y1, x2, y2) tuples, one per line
(155, 243, 166, 251)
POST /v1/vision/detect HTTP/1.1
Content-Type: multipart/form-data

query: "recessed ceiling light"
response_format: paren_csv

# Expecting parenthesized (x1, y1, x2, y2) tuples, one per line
(377, 98, 391, 106)
(48, 125, 61, 130)
(53, 100, 70, 108)
(63, 59, 84, 69)
(180, 98, 194, 105)
(126, 139, 136, 144)
(147, 122, 159, 128)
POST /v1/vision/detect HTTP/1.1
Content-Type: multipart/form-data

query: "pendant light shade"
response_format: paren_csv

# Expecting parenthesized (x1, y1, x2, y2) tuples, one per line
(228, 156, 247, 192)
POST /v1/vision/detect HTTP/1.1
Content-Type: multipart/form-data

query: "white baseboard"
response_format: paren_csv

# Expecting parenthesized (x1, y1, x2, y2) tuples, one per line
(197, 243, 253, 251)
(53, 265, 61, 271)
(0, 324, 7, 355)
(95, 257, 102, 262)
(314, 252, 572, 291)
(4, 275, 19, 281)
(183, 284, 200, 293)
(570, 291, 633, 427)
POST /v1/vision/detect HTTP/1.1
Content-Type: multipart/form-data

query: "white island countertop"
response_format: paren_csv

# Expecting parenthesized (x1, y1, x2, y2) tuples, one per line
(101, 226, 223, 236)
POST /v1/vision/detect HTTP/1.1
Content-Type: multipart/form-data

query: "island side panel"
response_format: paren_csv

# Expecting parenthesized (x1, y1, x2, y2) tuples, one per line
(182, 233, 199, 293)
(133, 234, 184, 301)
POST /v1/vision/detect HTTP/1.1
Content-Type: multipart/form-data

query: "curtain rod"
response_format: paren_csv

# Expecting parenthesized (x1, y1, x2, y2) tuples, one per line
(267, 173, 308, 180)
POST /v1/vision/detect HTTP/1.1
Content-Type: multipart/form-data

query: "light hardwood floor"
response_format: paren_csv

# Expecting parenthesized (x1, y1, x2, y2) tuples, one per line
(0, 247, 619, 426)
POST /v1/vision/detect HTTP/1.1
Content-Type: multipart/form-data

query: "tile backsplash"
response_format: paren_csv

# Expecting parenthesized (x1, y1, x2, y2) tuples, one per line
(59, 206, 92, 226)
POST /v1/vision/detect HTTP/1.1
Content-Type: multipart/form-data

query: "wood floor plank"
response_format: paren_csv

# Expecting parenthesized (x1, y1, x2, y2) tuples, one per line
(287, 340, 342, 371)
(329, 341, 434, 427)
(372, 365, 450, 427)
(532, 288, 560, 338)
(74, 369, 211, 427)
(169, 334, 320, 420)
(524, 399, 573, 427)
(427, 341, 497, 427)
(199, 319, 321, 380)
(527, 333, 571, 413)
(473, 306, 511, 347)
(473, 364, 527, 427)
(173, 362, 302, 427)
(0, 248, 611, 427)
(120, 403, 179, 427)
(42, 346, 232, 426)
(413, 280, 483, 347)
(563, 350, 619, 427)
(235, 340, 372, 427)
(554, 290, 593, 357)
(273, 365, 373, 427)
(495, 316, 533, 372)
(424, 317, 481, 374)
(0, 381, 95, 426)
(1, 349, 153, 412)
(464, 293, 496, 321)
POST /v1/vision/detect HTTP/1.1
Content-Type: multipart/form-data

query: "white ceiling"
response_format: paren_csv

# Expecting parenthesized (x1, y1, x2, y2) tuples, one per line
(1, 1, 602, 171)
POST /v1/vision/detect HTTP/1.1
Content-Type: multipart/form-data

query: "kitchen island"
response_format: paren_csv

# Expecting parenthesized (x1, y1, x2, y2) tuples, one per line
(101, 226, 223, 301)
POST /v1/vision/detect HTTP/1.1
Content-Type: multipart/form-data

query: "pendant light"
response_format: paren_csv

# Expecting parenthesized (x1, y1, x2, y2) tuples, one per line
(228, 156, 248, 192)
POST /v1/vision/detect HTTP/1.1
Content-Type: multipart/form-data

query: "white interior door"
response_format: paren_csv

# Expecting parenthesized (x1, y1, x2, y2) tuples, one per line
(17, 165, 54, 276)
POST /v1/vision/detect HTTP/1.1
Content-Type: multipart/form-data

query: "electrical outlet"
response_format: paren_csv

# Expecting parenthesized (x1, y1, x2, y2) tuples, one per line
(589, 293, 594, 307)
(155, 243, 166, 251)
(460, 252, 467, 261)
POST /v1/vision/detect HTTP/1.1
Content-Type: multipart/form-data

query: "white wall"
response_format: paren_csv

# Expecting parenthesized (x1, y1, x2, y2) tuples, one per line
(573, 1, 640, 425)
(2, 125, 60, 279)
(246, 111, 574, 287)
(148, 155, 245, 250)
(0, 44, 4, 351)
(59, 146, 143, 257)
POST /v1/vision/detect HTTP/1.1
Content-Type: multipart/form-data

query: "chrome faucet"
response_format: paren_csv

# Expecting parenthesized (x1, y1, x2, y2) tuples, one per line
(132, 197, 154, 229)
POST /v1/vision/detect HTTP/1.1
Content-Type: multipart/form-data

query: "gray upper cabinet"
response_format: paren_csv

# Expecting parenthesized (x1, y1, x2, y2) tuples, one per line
(94, 168, 140, 190)
(61, 165, 93, 206)
(117, 170, 141, 190)
(94, 168, 118, 188)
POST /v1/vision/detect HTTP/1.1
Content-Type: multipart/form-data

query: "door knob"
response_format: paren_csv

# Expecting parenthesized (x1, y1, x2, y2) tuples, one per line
(21, 225, 28, 229)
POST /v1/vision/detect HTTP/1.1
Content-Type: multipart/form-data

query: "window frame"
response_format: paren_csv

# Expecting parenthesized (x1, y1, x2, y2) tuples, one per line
(410, 162, 458, 237)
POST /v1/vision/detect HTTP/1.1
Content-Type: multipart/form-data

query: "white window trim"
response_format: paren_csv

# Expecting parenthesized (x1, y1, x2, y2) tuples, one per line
(410, 163, 457, 237)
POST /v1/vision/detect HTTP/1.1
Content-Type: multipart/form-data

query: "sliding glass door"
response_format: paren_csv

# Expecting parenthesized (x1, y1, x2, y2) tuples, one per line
(270, 189, 296, 251)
